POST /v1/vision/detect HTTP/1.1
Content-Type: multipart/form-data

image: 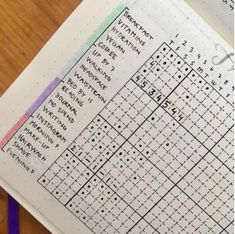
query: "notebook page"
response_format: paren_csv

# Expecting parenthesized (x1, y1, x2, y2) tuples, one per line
(186, 0, 234, 46)
(0, 0, 234, 233)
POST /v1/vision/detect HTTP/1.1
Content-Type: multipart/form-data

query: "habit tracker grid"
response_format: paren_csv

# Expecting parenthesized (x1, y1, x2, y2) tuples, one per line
(37, 43, 233, 234)
(0, 5, 233, 234)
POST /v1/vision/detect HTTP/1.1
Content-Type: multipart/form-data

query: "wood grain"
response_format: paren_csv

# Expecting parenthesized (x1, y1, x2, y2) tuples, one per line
(0, 0, 82, 233)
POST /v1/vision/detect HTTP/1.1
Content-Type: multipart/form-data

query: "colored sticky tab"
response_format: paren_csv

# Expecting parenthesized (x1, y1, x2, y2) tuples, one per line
(0, 113, 29, 150)
(27, 77, 61, 116)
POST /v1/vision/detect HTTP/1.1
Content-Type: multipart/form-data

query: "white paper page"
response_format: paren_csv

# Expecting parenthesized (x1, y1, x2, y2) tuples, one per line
(0, 0, 234, 233)
(186, 0, 234, 46)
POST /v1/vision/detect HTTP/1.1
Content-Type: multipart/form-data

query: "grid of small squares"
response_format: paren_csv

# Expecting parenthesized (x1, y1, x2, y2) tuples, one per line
(221, 222, 234, 234)
(211, 126, 234, 171)
(38, 150, 93, 205)
(66, 175, 142, 234)
(178, 152, 233, 229)
(97, 141, 174, 216)
(132, 43, 191, 105)
(99, 81, 157, 139)
(127, 219, 156, 234)
(128, 107, 208, 183)
(144, 186, 224, 234)
(38, 42, 234, 234)
(67, 115, 126, 173)
(167, 70, 234, 149)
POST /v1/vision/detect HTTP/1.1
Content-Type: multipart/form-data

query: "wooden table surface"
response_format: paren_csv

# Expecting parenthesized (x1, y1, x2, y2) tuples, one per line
(0, 1, 82, 233)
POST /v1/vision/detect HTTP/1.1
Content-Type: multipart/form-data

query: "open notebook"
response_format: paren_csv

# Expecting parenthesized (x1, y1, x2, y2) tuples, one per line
(0, 0, 234, 233)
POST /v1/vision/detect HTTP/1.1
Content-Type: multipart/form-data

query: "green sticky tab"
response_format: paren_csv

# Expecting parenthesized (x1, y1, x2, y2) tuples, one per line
(87, 3, 126, 45)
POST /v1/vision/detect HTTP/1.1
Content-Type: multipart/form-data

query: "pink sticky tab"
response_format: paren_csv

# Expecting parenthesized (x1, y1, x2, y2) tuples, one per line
(0, 113, 30, 150)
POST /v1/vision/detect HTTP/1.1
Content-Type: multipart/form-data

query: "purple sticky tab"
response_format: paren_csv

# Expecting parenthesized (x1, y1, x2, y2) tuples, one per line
(27, 77, 61, 115)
